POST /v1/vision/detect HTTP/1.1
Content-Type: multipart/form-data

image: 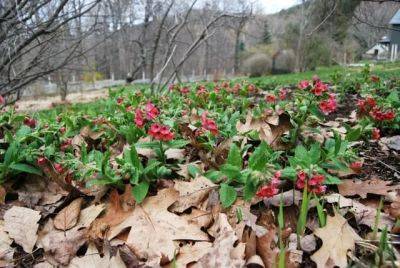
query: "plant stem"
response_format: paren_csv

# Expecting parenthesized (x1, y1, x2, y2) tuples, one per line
(159, 141, 166, 164)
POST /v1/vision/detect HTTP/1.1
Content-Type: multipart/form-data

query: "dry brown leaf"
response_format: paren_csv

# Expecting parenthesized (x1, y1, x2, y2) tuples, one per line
(389, 201, 400, 219)
(4, 206, 41, 253)
(108, 188, 208, 266)
(90, 189, 133, 239)
(54, 198, 83, 231)
(256, 226, 278, 268)
(80, 126, 105, 140)
(170, 176, 216, 213)
(193, 213, 245, 267)
(338, 178, 400, 198)
(165, 148, 186, 160)
(177, 162, 204, 179)
(380, 135, 400, 151)
(236, 112, 291, 150)
(246, 255, 265, 267)
(182, 209, 212, 228)
(38, 219, 87, 265)
(351, 200, 394, 230)
(311, 213, 361, 268)
(175, 242, 213, 268)
(286, 249, 303, 268)
(243, 229, 257, 259)
(68, 244, 126, 268)
(323, 193, 353, 208)
(75, 203, 105, 229)
(264, 190, 302, 207)
(0, 220, 13, 265)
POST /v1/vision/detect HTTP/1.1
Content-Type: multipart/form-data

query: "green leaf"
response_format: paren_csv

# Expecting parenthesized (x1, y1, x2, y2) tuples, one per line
(308, 143, 321, 164)
(128, 146, 142, 170)
(10, 163, 42, 176)
(227, 144, 242, 168)
(281, 166, 297, 180)
(15, 126, 32, 140)
(166, 140, 190, 149)
(220, 164, 241, 181)
(132, 181, 149, 203)
(248, 142, 269, 171)
(295, 145, 309, 164)
(204, 170, 221, 183)
(135, 141, 160, 149)
(219, 183, 237, 208)
(4, 142, 18, 166)
(346, 127, 361, 142)
(324, 174, 342, 185)
(188, 164, 200, 178)
(243, 177, 257, 201)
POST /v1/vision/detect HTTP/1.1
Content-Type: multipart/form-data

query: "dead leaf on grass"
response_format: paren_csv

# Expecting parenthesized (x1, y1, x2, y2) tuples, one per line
(338, 178, 400, 198)
(54, 198, 83, 231)
(4, 206, 41, 253)
(311, 213, 361, 268)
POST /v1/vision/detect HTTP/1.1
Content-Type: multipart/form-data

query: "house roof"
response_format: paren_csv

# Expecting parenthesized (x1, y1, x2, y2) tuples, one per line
(390, 9, 400, 25)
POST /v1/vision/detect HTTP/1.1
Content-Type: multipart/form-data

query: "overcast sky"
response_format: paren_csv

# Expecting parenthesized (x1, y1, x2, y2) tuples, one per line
(260, 0, 299, 14)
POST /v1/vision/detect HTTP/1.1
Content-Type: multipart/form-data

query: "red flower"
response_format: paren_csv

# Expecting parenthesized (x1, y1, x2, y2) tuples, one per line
(372, 128, 380, 140)
(214, 86, 221, 93)
(0, 95, 4, 105)
(134, 109, 145, 128)
(60, 139, 72, 151)
(319, 94, 337, 115)
(221, 81, 230, 88)
(311, 81, 328, 96)
(180, 87, 190, 94)
(117, 97, 123, 105)
(370, 107, 396, 121)
(256, 171, 281, 198)
(296, 171, 307, 190)
(279, 88, 288, 100)
(23, 117, 36, 128)
(37, 157, 47, 166)
(54, 163, 64, 173)
(201, 112, 219, 136)
(197, 85, 208, 95)
(298, 80, 310, 90)
(126, 105, 134, 112)
(148, 123, 174, 141)
(168, 84, 176, 91)
(265, 94, 276, 103)
(308, 174, 324, 186)
(60, 127, 66, 134)
(366, 97, 376, 108)
(350, 161, 363, 173)
(371, 75, 380, 83)
(145, 102, 159, 120)
(248, 84, 256, 93)
(311, 185, 326, 195)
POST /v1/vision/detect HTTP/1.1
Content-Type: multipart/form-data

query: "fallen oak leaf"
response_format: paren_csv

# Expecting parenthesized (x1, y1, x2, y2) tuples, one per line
(4, 206, 41, 253)
(170, 176, 216, 213)
(0, 220, 13, 265)
(175, 242, 213, 268)
(108, 188, 208, 266)
(338, 178, 400, 199)
(311, 213, 361, 268)
(68, 243, 126, 268)
(54, 198, 83, 231)
(256, 226, 279, 267)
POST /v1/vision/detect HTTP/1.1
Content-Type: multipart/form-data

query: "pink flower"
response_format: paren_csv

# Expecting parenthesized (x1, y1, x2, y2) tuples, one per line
(311, 81, 328, 96)
(37, 157, 47, 166)
(248, 84, 256, 93)
(201, 112, 219, 136)
(319, 94, 337, 115)
(180, 87, 190, 94)
(54, 163, 64, 173)
(197, 85, 207, 95)
(350, 161, 363, 173)
(311, 185, 326, 194)
(0, 95, 4, 105)
(117, 97, 123, 105)
(256, 171, 281, 198)
(23, 117, 36, 128)
(298, 80, 310, 90)
(134, 109, 145, 128)
(308, 174, 324, 186)
(372, 128, 380, 140)
(312, 75, 320, 84)
(279, 88, 288, 100)
(265, 94, 276, 103)
(145, 102, 159, 120)
(296, 171, 307, 190)
(148, 123, 174, 141)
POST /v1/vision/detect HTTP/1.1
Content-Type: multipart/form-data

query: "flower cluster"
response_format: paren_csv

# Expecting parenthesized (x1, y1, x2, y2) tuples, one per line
(357, 97, 376, 114)
(319, 94, 337, 115)
(148, 123, 174, 141)
(256, 171, 281, 198)
(265, 94, 276, 103)
(201, 112, 219, 136)
(279, 88, 288, 100)
(134, 102, 159, 128)
(60, 139, 72, 152)
(311, 81, 328, 96)
(298, 80, 310, 90)
(197, 85, 208, 95)
(295, 171, 326, 194)
(370, 107, 396, 121)
(349, 161, 363, 173)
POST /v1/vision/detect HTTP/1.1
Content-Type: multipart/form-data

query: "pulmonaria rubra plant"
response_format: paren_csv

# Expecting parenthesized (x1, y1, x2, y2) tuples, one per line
(256, 171, 281, 198)
(201, 112, 219, 136)
(311, 81, 328, 96)
(319, 94, 337, 115)
(148, 123, 174, 141)
(295, 171, 326, 195)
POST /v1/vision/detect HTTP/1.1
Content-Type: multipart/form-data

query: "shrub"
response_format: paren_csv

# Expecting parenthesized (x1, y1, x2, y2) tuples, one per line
(242, 53, 272, 77)
(272, 49, 296, 74)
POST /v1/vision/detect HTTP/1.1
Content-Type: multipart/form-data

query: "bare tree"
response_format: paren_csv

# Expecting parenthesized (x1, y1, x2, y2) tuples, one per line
(0, 0, 101, 103)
